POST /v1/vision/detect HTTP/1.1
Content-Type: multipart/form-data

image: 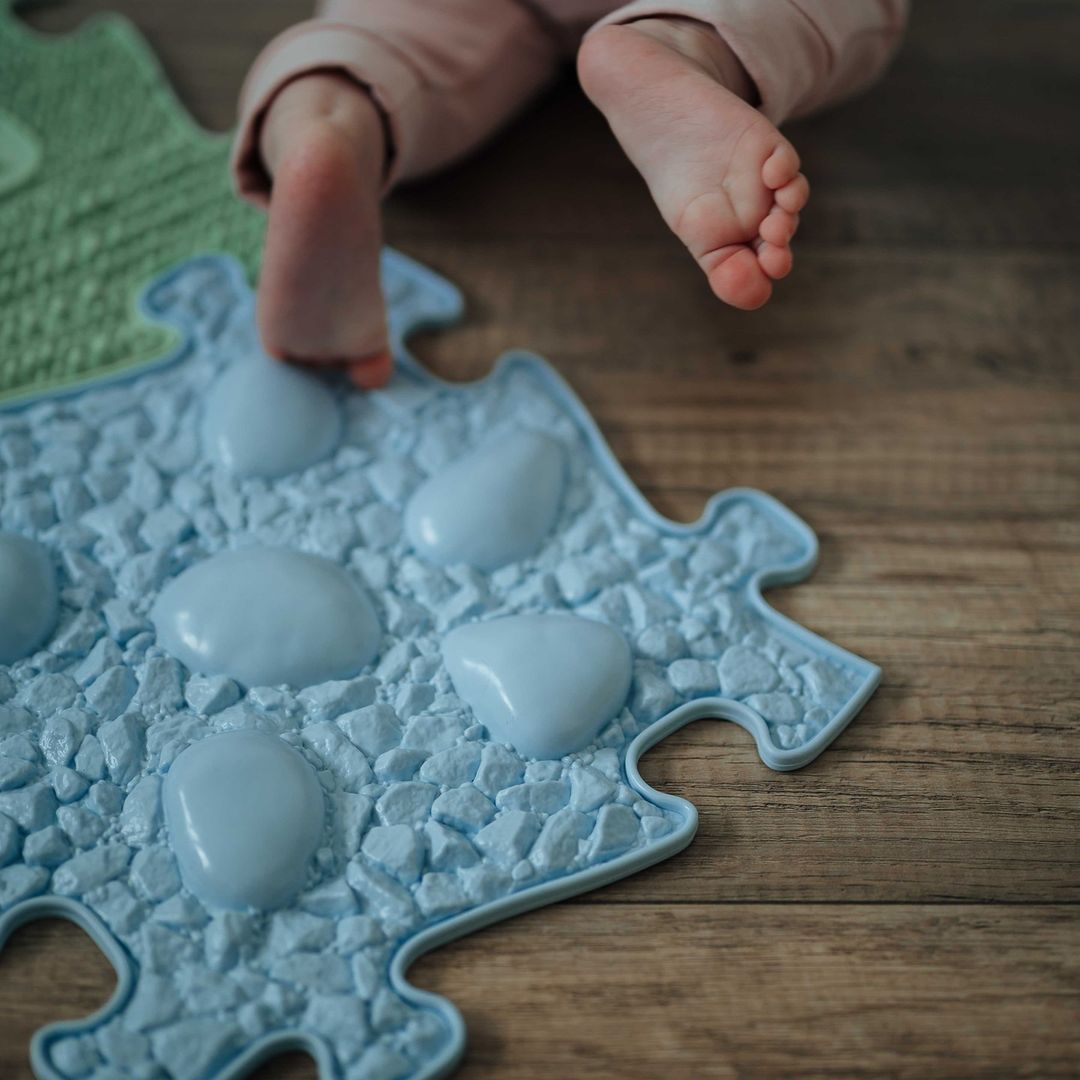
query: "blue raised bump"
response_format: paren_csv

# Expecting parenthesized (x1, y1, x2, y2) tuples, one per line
(443, 613, 633, 760)
(163, 730, 324, 910)
(201, 345, 342, 478)
(151, 547, 381, 688)
(405, 429, 565, 570)
(0, 532, 57, 663)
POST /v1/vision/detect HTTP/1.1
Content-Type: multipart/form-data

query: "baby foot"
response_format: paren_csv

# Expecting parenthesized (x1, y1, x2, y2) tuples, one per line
(257, 72, 392, 388)
(578, 18, 810, 310)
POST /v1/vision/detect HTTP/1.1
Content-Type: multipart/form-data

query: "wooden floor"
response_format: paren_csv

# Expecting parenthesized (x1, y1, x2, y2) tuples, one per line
(2, 1, 1078, 1077)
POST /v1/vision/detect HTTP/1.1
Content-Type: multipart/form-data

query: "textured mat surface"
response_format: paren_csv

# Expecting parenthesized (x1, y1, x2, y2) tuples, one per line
(0, 250, 881, 1079)
(0, 0, 263, 406)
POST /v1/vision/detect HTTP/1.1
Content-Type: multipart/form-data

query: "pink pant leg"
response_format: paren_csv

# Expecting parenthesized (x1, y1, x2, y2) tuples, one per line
(589, 0, 909, 123)
(231, 0, 562, 205)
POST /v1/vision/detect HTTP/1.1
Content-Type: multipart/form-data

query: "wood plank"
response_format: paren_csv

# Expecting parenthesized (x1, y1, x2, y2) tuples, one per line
(3, 907, 1078, 1079)
(391, 242, 1080, 379)
(409, 903, 1080, 1080)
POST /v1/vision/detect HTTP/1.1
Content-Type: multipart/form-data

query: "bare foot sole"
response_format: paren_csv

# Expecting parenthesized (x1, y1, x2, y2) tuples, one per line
(578, 18, 810, 310)
(257, 73, 392, 388)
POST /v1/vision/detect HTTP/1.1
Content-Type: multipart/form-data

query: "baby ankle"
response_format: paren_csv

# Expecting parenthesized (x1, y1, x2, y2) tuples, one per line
(626, 16, 757, 104)
(260, 71, 387, 183)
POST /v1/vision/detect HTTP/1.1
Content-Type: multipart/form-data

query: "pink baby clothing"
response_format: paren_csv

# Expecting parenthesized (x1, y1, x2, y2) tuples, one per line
(232, 0, 908, 203)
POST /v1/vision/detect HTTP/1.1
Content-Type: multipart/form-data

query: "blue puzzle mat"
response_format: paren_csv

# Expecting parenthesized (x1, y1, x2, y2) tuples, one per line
(0, 251, 880, 1079)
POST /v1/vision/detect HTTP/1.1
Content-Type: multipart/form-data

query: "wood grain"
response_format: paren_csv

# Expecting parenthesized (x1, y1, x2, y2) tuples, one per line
(4, 906, 1079, 1079)
(3, 0, 1078, 1077)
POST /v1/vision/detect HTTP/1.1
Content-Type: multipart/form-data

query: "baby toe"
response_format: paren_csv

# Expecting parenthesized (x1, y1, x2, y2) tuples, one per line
(706, 246, 773, 310)
(759, 207, 797, 246)
(349, 353, 393, 390)
(775, 173, 810, 213)
(757, 241, 794, 281)
(762, 143, 801, 190)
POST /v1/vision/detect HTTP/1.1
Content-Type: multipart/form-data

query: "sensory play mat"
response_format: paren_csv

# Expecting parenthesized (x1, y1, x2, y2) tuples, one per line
(0, 0, 263, 405)
(0, 6, 881, 1080)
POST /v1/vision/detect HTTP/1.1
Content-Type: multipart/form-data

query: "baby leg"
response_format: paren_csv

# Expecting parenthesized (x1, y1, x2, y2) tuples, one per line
(578, 1, 908, 309)
(232, 0, 562, 386)
(254, 73, 390, 387)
